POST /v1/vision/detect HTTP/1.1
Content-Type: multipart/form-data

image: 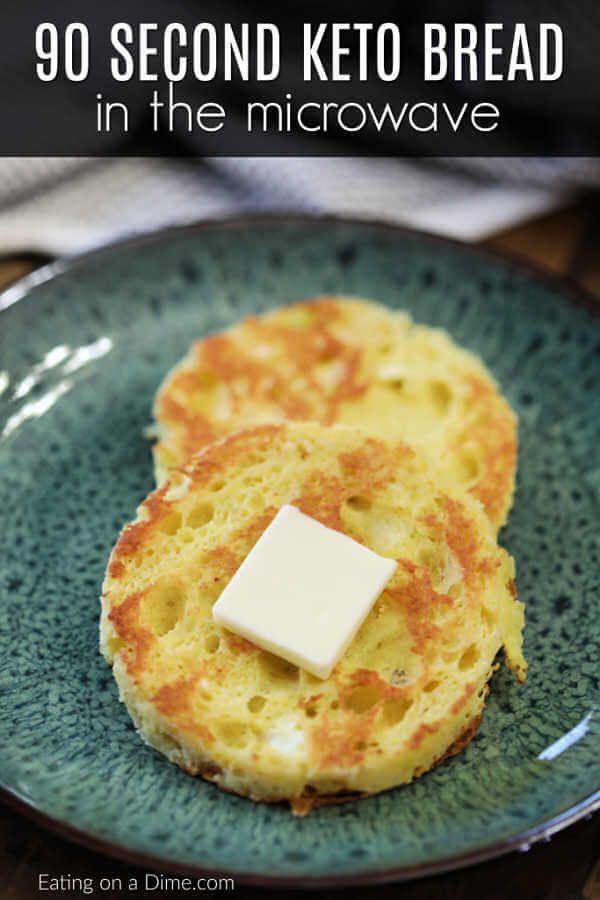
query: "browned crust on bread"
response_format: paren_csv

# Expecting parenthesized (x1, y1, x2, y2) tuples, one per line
(438, 712, 482, 760)
(153, 297, 517, 527)
(102, 421, 523, 815)
(463, 375, 517, 526)
(170, 712, 483, 816)
(289, 711, 483, 815)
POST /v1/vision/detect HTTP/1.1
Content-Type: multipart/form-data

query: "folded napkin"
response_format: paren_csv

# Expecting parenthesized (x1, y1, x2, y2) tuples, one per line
(0, 156, 595, 256)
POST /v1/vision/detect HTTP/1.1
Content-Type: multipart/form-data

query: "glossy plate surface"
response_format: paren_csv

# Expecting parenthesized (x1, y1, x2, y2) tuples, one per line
(0, 217, 598, 886)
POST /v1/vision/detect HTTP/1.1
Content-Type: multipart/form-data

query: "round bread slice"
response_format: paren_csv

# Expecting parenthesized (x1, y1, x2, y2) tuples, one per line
(101, 423, 526, 814)
(153, 296, 517, 530)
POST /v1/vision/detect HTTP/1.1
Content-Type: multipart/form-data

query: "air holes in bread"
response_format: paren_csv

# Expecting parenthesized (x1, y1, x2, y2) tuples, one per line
(346, 495, 372, 512)
(158, 511, 182, 536)
(204, 633, 220, 653)
(142, 582, 186, 636)
(247, 695, 266, 713)
(428, 379, 452, 414)
(343, 685, 381, 714)
(459, 644, 479, 671)
(219, 722, 249, 748)
(457, 450, 481, 483)
(382, 696, 412, 726)
(187, 502, 214, 529)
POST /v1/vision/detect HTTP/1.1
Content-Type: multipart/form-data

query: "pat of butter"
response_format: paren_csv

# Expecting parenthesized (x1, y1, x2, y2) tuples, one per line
(212, 505, 397, 679)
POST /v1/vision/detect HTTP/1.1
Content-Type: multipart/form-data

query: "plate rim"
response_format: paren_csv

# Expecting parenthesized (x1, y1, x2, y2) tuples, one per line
(0, 212, 598, 318)
(1, 212, 598, 887)
(2, 783, 599, 889)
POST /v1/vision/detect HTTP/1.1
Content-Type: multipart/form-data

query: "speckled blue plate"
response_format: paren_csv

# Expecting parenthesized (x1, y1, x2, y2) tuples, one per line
(0, 217, 599, 886)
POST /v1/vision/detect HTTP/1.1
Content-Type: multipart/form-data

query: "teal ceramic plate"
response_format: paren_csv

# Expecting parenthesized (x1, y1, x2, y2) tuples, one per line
(0, 217, 599, 886)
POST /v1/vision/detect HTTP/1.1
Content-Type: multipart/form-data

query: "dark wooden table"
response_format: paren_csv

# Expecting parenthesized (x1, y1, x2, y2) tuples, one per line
(2, 201, 599, 899)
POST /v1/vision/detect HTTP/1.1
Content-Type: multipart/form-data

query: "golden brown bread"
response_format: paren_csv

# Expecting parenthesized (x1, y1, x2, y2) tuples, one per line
(101, 423, 526, 813)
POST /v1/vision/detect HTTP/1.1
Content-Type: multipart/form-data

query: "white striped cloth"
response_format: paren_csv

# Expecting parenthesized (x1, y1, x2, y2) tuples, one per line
(0, 156, 597, 255)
